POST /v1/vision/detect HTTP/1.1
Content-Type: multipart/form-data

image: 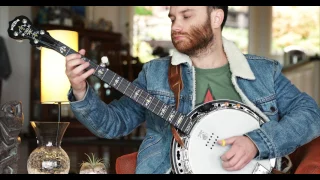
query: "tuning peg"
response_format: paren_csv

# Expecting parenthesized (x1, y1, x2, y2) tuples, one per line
(14, 31, 18, 36)
(16, 40, 23, 43)
(22, 19, 27, 24)
(100, 56, 109, 67)
(40, 30, 45, 35)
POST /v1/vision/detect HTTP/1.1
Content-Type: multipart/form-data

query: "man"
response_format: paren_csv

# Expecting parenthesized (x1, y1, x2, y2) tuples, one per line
(65, 6, 320, 174)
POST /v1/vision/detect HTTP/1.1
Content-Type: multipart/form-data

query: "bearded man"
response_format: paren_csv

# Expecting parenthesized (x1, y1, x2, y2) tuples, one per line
(64, 6, 320, 174)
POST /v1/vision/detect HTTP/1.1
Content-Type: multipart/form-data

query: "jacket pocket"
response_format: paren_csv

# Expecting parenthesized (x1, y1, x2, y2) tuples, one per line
(255, 97, 279, 121)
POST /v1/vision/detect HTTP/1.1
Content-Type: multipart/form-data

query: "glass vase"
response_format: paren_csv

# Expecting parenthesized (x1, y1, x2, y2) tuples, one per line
(27, 121, 70, 174)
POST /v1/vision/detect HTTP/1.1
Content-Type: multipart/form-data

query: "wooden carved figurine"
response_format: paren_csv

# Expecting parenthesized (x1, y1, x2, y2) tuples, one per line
(0, 101, 24, 174)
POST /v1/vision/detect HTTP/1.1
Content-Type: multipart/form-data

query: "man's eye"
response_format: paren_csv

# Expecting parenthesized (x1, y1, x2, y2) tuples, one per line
(183, 16, 190, 19)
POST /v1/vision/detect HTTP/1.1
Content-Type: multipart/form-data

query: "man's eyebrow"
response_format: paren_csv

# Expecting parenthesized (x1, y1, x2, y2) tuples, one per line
(168, 9, 194, 18)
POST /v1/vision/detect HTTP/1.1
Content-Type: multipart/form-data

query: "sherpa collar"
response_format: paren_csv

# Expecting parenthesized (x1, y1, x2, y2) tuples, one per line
(171, 37, 255, 80)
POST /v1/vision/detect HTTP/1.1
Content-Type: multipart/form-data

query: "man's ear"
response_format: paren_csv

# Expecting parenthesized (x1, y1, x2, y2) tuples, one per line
(211, 9, 224, 29)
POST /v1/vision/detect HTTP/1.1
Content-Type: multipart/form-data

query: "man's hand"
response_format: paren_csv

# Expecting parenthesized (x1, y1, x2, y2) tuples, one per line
(217, 136, 258, 171)
(65, 49, 95, 101)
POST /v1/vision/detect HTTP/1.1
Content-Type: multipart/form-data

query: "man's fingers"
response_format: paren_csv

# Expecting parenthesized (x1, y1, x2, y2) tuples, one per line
(220, 145, 237, 162)
(79, 49, 86, 56)
(71, 62, 91, 76)
(81, 68, 95, 79)
(66, 59, 86, 72)
(222, 150, 244, 169)
(66, 54, 81, 62)
(70, 69, 94, 85)
(223, 155, 250, 171)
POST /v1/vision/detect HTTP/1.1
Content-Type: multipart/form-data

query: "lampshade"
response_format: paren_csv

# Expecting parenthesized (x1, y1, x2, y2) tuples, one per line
(40, 30, 79, 104)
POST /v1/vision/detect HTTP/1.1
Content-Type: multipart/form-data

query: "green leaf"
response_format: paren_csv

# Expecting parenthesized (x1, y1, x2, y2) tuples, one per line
(135, 6, 153, 16)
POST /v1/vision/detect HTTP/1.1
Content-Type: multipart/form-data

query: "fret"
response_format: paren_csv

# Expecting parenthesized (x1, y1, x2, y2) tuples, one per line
(109, 73, 117, 85)
(65, 47, 71, 56)
(117, 78, 130, 94)
(139, 90, 149, 108)
(100, 68, 108, 80)
(135, 90, 145, 105)
(124, 83, 135, 98)
(116, 78, 123, 89)
(133, 88, 141, 102)
(142, 94, 154, 109)
(129, 86, 137, 99)
(151, 98, 160, 112)
(167, 109, 177, 124)
(163, 107, 174, 121)
(153, 100, 162, 114)
(94, 66, 107, 81)
(111, 76, 121, 88)
(101, 70, 111, 84)
(153, 100, 162, 115)
(159, 104, 169, 118)
(170, 112, 180, 125)
(147, 96, 155, 109)
(123, 82, 129, 94)
(56, 42, 76, 56)
(175, 114, 185, 128)
(180, 115, 189, 131)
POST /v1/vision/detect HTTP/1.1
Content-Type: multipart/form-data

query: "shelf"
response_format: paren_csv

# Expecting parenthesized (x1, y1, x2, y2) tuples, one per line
(29, 24, 144, 140)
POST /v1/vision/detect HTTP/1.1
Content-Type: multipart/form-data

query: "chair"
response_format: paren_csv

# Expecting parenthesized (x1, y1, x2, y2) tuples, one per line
(289, 136, 320, 174)
(115, 136, 320, 174)
(115, 151, 138, 174)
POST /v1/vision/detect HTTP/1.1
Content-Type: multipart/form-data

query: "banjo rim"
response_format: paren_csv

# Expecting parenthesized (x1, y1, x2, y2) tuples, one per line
(170, 99, 270, 174)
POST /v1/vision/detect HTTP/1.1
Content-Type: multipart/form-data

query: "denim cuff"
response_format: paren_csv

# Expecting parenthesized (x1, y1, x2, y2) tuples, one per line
(68, 81, 91, 108)
(245, 128, 274, 160)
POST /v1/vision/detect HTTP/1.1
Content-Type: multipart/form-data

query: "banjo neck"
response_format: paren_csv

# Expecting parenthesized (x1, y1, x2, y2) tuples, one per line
(55, 41, 193, 135)
(6, 15, 193, 135)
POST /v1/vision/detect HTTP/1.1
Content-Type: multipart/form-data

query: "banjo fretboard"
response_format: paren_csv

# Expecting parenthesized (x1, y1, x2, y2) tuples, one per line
(54, 41, 193, 135)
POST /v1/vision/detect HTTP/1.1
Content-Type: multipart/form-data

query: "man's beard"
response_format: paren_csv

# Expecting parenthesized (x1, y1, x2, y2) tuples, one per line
(172, 18, 214, 56)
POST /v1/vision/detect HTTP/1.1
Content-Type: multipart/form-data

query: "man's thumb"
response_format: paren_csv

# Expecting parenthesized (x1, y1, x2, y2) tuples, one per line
(217, 137, 236, 146)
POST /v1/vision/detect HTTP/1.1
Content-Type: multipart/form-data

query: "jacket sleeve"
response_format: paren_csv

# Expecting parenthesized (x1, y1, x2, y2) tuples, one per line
(68, 63, 150, 139)
(246, 61, 320, 160)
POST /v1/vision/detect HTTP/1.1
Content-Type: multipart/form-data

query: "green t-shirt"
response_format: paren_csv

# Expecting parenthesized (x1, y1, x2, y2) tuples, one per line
(195, 63, 242, 107)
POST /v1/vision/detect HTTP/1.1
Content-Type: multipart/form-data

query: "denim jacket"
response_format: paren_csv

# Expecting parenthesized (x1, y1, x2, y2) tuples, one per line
(68, 37, 320, 174)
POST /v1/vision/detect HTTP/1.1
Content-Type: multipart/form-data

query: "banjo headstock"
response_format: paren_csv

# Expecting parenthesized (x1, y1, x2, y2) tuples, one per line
(7, 15, 57, 50)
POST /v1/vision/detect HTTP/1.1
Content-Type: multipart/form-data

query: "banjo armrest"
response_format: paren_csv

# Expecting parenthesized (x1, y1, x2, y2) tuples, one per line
(289, 136, 320, 174)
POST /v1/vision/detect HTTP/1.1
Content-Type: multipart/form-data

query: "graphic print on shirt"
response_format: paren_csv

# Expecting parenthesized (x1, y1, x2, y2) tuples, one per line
(202, 85, 215, 104)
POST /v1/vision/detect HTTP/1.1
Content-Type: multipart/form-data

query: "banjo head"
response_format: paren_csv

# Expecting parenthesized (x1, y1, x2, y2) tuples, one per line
(170, 100, 273, 174)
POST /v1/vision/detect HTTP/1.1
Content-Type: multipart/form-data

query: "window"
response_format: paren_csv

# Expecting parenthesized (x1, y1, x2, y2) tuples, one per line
(272, 6, 320, 56)
(133, 6, 171, 63)
(222, 6, 249, 54)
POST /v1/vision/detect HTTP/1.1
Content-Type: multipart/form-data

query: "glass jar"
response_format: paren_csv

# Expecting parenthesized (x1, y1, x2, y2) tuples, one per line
(27, 121, 70, 174)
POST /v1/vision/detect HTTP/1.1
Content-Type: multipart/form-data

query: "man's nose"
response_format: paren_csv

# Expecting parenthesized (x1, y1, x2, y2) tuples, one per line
(172, 20, 183, 32)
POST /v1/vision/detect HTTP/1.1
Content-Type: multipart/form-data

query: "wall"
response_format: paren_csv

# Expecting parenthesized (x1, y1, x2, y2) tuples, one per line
(0, 6, 31, 134)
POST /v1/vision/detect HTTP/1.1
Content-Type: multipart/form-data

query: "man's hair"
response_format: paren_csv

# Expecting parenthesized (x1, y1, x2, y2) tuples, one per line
(209, 6, 229, 30)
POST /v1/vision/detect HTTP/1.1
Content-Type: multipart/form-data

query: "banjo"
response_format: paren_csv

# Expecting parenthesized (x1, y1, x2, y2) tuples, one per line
(8, 15, 277, 174)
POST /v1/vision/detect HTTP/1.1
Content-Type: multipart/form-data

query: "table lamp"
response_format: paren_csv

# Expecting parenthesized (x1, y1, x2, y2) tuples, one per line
(40, 30, 79, 121)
